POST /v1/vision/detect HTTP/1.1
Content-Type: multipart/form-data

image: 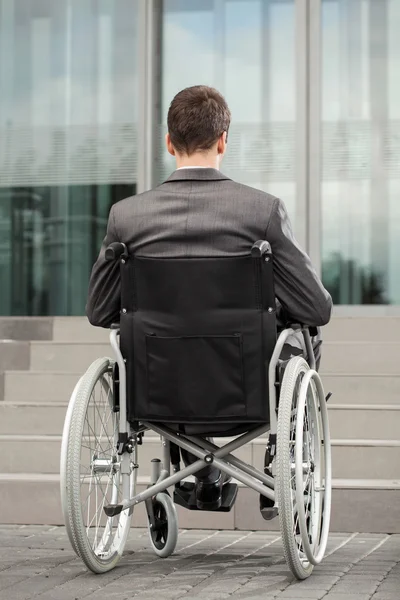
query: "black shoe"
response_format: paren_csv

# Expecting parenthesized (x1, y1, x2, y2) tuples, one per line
(259, 493, 279, 520)
(195, 474, 231, 511)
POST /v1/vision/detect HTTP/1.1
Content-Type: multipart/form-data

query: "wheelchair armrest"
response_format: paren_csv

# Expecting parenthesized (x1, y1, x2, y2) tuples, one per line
(285, 323, 318, 337)
(284, 324, 316, 371)
(105, 242, 128, 262)
(286, 322, 303, 331)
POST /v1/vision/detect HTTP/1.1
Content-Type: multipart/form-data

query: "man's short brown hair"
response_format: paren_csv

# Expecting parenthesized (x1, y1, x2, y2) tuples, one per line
(167, 85, 231, 156)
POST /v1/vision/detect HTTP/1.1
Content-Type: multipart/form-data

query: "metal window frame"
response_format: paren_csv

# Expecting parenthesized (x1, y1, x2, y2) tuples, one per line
(307, 0, 321, 274)
(137, 0, 161, 193)
(295, 0, 309, 250)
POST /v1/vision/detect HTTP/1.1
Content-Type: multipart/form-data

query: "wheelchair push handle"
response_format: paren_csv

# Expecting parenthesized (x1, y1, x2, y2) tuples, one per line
(251, 240, 272, 258)
(105, 242, 128, 262)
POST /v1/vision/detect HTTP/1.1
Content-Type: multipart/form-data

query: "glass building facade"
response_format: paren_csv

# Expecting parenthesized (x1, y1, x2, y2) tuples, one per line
(0, 0, 399, 316)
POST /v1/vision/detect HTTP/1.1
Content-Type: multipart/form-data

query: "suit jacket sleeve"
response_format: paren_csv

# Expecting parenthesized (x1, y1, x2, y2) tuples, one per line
(266, 198, 332, 327)
(86, 204, 121, 328)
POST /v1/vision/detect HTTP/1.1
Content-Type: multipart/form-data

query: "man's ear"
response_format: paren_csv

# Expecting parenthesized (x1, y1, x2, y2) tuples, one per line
(166, 133, 175, 156)
(217, 131, 227, 155)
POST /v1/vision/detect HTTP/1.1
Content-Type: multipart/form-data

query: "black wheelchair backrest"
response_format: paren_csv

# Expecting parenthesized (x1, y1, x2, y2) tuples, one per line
(109, 242, 277, 425)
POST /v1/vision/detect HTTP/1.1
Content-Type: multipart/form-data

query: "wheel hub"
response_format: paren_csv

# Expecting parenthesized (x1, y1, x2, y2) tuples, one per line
(91, 456, 119, 474)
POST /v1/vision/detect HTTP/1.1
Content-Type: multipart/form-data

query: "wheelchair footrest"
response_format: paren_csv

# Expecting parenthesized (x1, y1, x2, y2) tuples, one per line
(174, 482, 238, 512)
(260, 506, 279, 521)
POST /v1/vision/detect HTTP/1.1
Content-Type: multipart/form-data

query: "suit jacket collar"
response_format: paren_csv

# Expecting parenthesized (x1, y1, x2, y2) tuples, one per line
(164, 168, 231, 183)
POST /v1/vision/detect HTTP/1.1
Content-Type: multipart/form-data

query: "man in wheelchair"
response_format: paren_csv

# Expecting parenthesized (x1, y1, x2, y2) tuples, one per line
(73, 85, 332, 578)
(87, 85, 331, 509)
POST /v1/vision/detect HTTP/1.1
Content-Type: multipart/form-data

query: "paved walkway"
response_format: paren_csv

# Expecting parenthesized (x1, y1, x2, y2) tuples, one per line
(1, 526, 400, 600)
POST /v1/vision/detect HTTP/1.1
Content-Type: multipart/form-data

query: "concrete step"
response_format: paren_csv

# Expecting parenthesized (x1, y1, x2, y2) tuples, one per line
(51, 316, 400, 344)
(0, 317, 53, 341)
(0, 341, 30, 372)
(2, 399, 400, 441)
(1, 474, 400, 532)
(328, 440, 400, 479)
(2, 434, 399, 480)
(323, 374, 400, 405)
(0, 435, 250, 476)
(28, 339, 400, 375)
(53, 318, 109, 343)
(0, 403, 67, 435)
(4, 371, 80, 403)
(4, 367, 400, 406)
(322, 342, 400, 374)
(328, 405, 400, 439)
(30, 342, 111, 372)
(324, 316, 400, 342)
(252, 439, 400, 480)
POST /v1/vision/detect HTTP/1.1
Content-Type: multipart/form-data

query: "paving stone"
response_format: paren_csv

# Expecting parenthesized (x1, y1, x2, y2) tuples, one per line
(278, 589, 327, 599)
(324, 595, 372, 600)
(288, 576, 339, 588)
(376, 580, 400, 591)
(330, 581, 380, 594)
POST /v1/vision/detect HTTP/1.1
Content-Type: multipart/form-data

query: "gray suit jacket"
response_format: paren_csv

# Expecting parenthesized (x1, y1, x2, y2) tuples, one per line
(87, 168, 332, 328)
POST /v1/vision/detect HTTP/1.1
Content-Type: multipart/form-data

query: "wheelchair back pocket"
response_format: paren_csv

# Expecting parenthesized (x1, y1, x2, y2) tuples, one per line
(145, 334, 246, 421)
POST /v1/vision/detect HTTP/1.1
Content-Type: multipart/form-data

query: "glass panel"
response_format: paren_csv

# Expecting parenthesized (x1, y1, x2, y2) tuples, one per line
(159, 0, 298, 221)
(321, 0, 400, 304)
(0, 0, 139, 315)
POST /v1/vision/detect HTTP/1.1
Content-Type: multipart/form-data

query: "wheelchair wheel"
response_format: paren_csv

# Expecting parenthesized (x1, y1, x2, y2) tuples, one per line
(60, 358, 136, 574)
(276, 356, 331, 580)
(148, 493, 178, 558)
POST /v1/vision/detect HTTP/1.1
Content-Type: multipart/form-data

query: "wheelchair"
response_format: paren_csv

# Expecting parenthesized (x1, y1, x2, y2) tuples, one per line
(60, 240, 331, 580)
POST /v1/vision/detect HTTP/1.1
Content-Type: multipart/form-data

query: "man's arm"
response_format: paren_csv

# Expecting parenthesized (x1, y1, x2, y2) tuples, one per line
(266, 198, 332, 327)
(86, 205, 121, 328)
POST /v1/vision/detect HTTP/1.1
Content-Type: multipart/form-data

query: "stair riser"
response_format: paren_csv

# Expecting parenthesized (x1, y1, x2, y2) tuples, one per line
(322, 343, 400, 375)
(30, 344, 111, 372)
(327, 408, 400, 440)
(2, 403, 400, 441)
(51, 317, 400, 344)
(1, 479, 400, 533)
(323, 376, 400, 405)
(2, 437, 398, 479)
(53, 318, 109, 343)
(0, 341, 30, 372)
(252, 444, 400, 480)
(0, 405, 67, 435)
(28, 340, 400, 374)
(0, 318, 53, 341)
(329, 445, 400, 479)
(5, 369, 400, 407)
(4, 372, 79, 403)
(323, 317, 400, 342)
(0, 439, 251, 476)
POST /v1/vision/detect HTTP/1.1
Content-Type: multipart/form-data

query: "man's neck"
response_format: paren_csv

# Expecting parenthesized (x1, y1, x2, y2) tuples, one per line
(175, 155, 220, 170)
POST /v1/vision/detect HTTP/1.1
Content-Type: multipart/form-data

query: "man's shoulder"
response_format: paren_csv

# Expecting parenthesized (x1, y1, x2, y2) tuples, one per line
(225, 179, 279, 204)
(220, 179, 279, 210)
(110, 188, 159, 216)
